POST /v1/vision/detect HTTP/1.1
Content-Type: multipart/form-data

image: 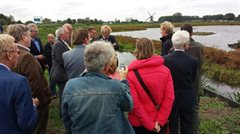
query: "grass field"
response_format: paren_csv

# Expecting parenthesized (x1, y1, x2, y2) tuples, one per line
(46, 96, 240, 134)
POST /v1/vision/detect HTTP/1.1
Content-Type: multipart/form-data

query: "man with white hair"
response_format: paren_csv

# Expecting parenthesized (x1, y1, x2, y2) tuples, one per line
(51, 26, 71, 117)
(163, 30, 199, 134)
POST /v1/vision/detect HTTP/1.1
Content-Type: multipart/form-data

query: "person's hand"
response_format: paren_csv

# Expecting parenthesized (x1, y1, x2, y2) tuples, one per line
(118, 66, 128, 80)
(37, 54, 45, 60)
(32, 98, 40, 107)
(153, 121, 161, 133)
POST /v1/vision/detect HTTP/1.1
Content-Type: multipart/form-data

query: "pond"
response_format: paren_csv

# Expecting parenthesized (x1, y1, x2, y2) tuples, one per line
(116, 51, 240, 102)
(113, 25, 240, 51)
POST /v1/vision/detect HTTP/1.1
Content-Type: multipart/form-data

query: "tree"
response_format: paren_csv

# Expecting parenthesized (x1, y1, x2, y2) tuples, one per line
(172, 12, 183, 22)
(224, 13, 235, 20)
(214, 14, 224, 20)
(42, 18, 52, 24)
(5, 15, 15, 24)
(16, 20, 23, 24)
(237, 14, 240, 20)
(25, 20, 34, 24)
(65, 18, 73, 24)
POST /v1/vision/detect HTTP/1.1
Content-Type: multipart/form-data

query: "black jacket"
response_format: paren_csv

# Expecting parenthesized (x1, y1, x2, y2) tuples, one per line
(163, 51, 199, 106)
(44, 42, 52, 68)
(97, 35, 119, 50)
(160, 34, 173, 56)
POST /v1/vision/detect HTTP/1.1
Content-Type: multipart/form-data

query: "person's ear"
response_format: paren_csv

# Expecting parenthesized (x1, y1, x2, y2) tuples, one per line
(6, 52, 12, 60)
(184, 43, 189, 50)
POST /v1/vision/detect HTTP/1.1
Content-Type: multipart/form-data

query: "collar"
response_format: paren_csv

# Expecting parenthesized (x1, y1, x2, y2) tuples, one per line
(174, 49, 185, 52)
(0, 63, 10, 71)
(61, 39, 72, 50)
(80, 71, 111, 80)
(16, 43, 30, 52)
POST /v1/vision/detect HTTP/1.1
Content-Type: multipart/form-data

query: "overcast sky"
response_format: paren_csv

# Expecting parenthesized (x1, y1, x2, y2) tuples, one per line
(0, 0, 239, 22)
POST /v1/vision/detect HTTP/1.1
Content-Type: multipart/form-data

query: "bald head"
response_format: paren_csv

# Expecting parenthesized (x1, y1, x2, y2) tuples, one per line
(47, 34, 55, 44)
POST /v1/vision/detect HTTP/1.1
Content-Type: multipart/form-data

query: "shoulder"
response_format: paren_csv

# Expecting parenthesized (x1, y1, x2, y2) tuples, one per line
(187, 54, 199, 63)
(7, 71, 28, 83)
(190, 40, 203, 47)
(163, 54, 173, 60)
(109, 35, 115, 39)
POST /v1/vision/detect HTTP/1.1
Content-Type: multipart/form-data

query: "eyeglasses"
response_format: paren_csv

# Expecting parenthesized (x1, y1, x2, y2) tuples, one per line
(30, 30, 38, 33)
(4, 50, 20, 55)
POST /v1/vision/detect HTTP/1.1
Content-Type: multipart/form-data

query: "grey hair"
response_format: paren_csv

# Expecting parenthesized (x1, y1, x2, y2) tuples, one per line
(172, 30, 190, 49)
(84, 41, 115, 72)
(27, 23, 37, 31)
(56, 27, 66, 39)
(0, 34, 15, 60)
(6, 24, 30, 43)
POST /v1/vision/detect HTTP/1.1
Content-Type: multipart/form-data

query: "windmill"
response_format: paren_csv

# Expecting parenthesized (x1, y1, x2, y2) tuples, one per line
(146, 11, 156, 23)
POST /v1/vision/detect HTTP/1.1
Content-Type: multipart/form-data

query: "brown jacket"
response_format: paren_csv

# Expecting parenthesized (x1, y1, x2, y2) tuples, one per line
(14, 44, 51, 108)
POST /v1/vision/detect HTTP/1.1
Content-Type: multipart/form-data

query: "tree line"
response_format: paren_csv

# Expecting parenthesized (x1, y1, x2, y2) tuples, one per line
(158, 12, 240, 22)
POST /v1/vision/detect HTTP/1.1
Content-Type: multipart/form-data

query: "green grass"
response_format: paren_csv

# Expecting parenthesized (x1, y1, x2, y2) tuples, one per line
(47, 98, 65, 134)
(46, 96, 240, 134)
(203, 61, 240, 86)
(199, 97, 240, 134)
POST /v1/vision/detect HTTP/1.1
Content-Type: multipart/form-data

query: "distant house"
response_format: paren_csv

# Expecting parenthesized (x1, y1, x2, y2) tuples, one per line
(33, 16, 42, 24)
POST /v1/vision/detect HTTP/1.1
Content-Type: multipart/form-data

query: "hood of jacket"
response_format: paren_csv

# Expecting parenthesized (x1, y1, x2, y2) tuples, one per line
(128, 55, 164, 71)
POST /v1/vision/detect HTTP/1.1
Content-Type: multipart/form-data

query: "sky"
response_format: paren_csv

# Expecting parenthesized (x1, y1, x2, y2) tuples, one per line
(0, 0, 239, 22)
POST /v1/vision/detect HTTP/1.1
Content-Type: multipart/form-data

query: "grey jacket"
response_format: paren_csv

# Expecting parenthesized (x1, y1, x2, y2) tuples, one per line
(50, 39, 70, 83)
(63, 45, 85, 79)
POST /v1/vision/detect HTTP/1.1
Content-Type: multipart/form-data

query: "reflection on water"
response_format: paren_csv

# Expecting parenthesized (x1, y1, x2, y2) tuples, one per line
(116, 51, 136, 67)
(117, 51, 240, 102)
(112, 25, 240, 51)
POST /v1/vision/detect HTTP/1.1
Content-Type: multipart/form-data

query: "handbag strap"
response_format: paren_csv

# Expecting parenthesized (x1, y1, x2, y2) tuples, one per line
(134, 69, 159, 108)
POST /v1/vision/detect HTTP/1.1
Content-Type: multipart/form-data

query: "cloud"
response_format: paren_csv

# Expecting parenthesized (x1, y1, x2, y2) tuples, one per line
(0, 0, 239, 22)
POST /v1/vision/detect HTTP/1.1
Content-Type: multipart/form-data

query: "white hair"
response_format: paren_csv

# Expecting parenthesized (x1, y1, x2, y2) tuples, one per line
(56, 27, 66, 39)
(84, 41, 115, 72)
(171, 30, 190, 49)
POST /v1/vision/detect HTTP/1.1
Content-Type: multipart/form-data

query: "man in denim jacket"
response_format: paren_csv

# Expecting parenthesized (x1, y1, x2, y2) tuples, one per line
(62, 41, 135, 134)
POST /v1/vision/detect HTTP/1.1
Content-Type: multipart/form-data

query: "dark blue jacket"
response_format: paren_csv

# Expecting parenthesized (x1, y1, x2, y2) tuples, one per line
(0, 64, 38, 134)
(163, 51, 199, 105)
(29, 37, 45, 70)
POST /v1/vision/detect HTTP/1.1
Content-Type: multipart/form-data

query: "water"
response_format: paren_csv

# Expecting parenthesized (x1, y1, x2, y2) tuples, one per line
(112, 25, 240, 51)
(205, 77, 240, 102)
(116, 51, 136, 67)
(116, 51, 240, 102)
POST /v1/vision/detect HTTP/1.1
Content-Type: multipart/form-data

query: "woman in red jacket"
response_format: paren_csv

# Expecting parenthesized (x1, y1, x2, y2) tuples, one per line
(127, 38, 174, 134)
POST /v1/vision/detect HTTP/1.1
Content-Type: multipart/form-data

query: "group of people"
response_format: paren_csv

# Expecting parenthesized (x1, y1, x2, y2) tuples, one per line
(0, 21, 203, 134)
